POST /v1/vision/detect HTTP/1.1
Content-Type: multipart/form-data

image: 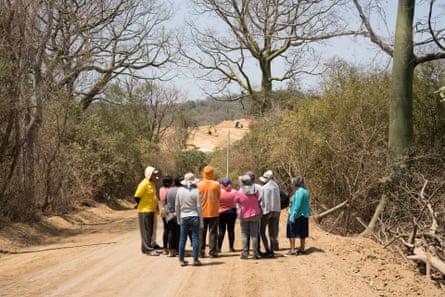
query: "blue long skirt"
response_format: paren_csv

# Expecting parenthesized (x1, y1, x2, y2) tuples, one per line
(286, 216, 308, 239)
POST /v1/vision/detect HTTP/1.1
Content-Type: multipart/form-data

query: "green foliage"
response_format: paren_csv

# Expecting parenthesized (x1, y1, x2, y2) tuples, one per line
(230, 63, 391, 233)
(413, 61, 445, 152)
(180, 97, 250, 125)
(174, 150, 208, 177)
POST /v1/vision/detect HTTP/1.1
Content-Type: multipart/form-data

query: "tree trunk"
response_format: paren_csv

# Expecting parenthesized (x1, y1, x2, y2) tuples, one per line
(360, 194, 387, 237)
(259, 59, 273, 113)
(388, 0, 415, 169)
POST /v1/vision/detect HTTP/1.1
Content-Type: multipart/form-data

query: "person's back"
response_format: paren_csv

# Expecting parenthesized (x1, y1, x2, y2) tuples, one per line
(176, 186, 201, 218)
(218, 178, 237, 252)
(258, 170, 281, 256)
(236, 174, 262, 259)
(197, 166, 220, 218)
(261, 179, 280, 214)
(197, 165, 220, 257)
(175, 173, 202, 266)
(235, 190, 261, 219)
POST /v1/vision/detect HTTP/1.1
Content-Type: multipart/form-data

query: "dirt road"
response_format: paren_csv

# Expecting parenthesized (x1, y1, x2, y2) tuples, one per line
(0, 204, 443, 297)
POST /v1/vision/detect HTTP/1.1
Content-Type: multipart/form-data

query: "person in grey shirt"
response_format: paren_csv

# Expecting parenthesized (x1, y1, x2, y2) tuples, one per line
(259, 170, 281, 257)
(175, 173, 203, 267)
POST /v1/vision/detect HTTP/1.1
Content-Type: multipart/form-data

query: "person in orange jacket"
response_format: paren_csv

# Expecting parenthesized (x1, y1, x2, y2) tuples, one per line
(197, 165, 221, 258)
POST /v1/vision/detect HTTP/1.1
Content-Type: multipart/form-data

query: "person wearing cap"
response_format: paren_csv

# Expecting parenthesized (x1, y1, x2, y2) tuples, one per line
(259, 169, 281, 257)
(159, 176, 173, 255)
(164, 176, 183, 257)
(235, 174, 262, 259)
(175, 172, 203, 267)
(287, 176, 311, 255)
(197, 165, 221, 258)
(134, 166, 161, 256)
(218, 177, 237, 252)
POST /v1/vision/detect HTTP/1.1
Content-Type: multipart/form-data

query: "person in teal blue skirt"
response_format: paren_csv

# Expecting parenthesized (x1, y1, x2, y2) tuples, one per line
(286, 176, 311, 256)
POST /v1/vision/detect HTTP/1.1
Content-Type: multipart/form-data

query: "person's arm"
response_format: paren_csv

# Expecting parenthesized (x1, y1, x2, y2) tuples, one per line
(175, 192, 181, 224)
(134, 197, 141, 209)
(196, 190, 203, 228)
(289, 191, 301, 223)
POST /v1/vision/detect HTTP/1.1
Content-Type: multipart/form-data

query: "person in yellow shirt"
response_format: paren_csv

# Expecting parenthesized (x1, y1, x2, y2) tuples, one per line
(134, 166, 160, 256)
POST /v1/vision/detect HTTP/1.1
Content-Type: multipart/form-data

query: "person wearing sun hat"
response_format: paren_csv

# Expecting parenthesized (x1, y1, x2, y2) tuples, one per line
(259, 169, 281, 258)
(175, 172, 203, 267)
(235, 174, 262, 259)
(134, 166, 160, 256)
(218, 177, 237, 252)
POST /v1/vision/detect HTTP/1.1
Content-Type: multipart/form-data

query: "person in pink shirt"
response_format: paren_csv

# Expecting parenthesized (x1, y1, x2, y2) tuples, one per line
(218, 177, 237, 252)
(235, 174, 262, 260)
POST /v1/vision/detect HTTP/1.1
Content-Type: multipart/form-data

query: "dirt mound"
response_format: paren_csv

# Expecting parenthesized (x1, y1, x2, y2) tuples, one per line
(187, 119, 252, 152)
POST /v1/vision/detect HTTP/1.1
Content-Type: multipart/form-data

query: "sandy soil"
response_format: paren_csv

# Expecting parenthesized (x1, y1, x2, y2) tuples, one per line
(0, 201, 443, 297)
(186, 119, 252, 152)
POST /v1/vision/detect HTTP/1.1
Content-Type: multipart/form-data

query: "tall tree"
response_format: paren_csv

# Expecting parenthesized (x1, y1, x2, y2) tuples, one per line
(353, 0, 445, 236)
(353, 0, 445, 169)
(182, 0, 362, 113)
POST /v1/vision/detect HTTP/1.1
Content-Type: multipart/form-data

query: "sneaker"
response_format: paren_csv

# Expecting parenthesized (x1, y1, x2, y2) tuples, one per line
(240, 254, 248, 260)
(192, 261, 202, 266)
(253, 254, 262, 259)
(180, 261, 188, 267)
(147, 250, 160, 256)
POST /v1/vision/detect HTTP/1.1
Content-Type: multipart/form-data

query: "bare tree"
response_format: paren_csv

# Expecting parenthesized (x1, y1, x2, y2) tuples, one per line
(46, 0, 174, 110)
(181, 0, 363, 113)
(0, 0, 175, 219)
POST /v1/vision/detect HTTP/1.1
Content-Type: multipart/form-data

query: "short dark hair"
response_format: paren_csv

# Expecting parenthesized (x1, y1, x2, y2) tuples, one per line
(162, 176, 173, 187)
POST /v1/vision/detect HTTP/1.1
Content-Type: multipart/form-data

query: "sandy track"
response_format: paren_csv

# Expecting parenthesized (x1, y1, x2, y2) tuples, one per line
(1, 207, 443, 297)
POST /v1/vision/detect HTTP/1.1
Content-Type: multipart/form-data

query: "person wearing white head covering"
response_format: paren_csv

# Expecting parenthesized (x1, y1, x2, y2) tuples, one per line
(134, 166, 160, 256)
(235, 175, 262, 259)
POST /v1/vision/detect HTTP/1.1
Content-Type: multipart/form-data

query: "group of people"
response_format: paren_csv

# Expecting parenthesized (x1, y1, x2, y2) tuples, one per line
(133, 165, 311, 267)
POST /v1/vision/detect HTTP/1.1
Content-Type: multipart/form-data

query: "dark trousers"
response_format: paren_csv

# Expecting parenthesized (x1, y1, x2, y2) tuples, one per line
(138, 212, 155, 253)
(200, 216, 218, 256)
(167, 219, 179, 250)
(218, 208, 236, 250)
(162, 217, 168, 248)
(260, 211, 280, 254)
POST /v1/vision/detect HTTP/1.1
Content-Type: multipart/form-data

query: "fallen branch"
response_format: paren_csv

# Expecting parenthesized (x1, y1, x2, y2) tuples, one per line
(313, 200, 349, 223)
(407, 245, 445, 276)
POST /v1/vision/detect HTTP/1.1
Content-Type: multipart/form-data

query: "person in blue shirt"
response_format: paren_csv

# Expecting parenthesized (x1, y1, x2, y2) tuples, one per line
(286, 176, 311, 256)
